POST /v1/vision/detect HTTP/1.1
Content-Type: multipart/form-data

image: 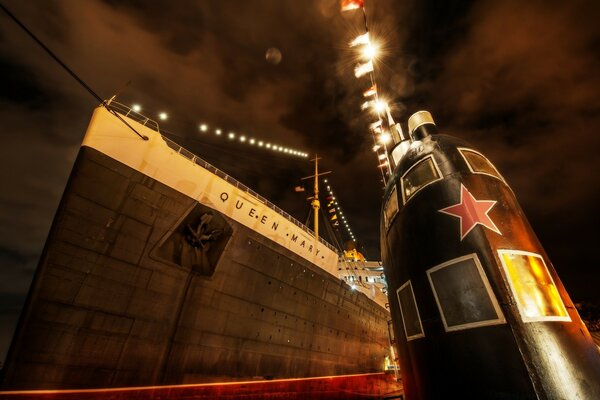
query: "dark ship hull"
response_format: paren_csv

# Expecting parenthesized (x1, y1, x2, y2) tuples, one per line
(1, 104, 391, 390)
(380, 112, 600, 399)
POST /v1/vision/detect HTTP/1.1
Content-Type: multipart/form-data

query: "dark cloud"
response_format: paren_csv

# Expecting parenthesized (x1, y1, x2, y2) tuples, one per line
(0, 0, 598, 362)
(0, 57, 49, 105)
(409, 0, 600, 302)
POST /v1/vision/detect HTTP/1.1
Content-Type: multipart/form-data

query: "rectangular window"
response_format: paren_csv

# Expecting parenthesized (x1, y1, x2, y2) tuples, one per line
(427, 254, 505, 332)
(396, 281, 425, 340)
(384, 186, 399, 228)
(401, 155, 442, 204)
(498, 250, 570, 322)
(459, 148, 505, 182)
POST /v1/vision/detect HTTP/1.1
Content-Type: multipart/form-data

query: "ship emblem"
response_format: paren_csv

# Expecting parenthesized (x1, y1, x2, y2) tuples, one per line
(438, 184, 501, 240)
(153, 204, 231, 275)
(185, 213, 223, 249)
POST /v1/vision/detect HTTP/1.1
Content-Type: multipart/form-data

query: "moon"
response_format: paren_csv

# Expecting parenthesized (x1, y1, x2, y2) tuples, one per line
(265, 47, 282, 65)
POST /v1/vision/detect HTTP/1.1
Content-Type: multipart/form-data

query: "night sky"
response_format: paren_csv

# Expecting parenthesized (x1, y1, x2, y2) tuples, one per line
(0, 0, 598, 363)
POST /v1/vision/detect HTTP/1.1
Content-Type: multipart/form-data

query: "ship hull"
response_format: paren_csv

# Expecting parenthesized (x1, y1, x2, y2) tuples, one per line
(2, 140, 390, 389)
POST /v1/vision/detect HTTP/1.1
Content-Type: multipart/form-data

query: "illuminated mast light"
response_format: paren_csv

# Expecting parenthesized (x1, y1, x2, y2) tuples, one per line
(379, 132, 391, 144)
(361, 43, 378, 60)
(373, 100, 387, 114)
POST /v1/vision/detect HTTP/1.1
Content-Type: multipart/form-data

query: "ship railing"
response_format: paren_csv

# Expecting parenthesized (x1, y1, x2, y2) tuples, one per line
(104, 101, 338, 254)
(105, 101, 160, 131)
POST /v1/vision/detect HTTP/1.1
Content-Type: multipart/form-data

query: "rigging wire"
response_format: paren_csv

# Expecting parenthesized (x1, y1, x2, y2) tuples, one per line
(304, 207, 313, 227)
(0, 3, 101, 104)
(321, 178, 358, 245)
(319, 207, 344, 253)
(0, 2, 148, 141)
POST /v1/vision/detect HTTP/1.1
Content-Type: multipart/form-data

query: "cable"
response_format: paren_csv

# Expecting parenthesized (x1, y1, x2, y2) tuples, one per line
(319, 207, 344, 252)
(1, 3, 101, 103)
(1, 3, 148, 140)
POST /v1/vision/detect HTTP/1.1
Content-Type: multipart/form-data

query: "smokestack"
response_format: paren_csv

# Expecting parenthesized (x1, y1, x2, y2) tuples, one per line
(408, 110, 437, 140)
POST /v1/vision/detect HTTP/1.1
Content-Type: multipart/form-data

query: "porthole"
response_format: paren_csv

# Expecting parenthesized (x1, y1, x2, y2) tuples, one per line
(400, 155, 442, 204)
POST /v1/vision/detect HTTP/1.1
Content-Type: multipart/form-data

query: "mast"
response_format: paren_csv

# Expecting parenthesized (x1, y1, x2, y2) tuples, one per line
(312, 156, 320, 241)
(301, 155, 331, 243)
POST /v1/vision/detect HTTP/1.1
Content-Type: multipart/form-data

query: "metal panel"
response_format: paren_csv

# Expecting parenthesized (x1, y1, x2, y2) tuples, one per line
(427, 253, 505, 332)
(396, 281, 424, 340)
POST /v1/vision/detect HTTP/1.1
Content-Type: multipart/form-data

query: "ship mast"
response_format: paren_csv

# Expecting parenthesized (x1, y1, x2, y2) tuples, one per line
(301, 155, 330, 243)
(312, 156, 320, 240)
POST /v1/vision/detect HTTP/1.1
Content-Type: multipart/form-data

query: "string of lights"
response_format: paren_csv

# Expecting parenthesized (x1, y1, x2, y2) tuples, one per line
(131, 103, 309, 158)
(322, 178, 356, 243)
(342, 0, 398, 184)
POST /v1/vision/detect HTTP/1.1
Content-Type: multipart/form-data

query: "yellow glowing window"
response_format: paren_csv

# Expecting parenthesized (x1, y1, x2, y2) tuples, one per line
(498, 250, 570, 322)
(400, 155, 442, 204)
(458, 148, 505, 182)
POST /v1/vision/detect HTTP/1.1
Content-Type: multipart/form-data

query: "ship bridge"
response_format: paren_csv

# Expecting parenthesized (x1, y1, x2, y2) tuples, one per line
(338, 260, 389, 308)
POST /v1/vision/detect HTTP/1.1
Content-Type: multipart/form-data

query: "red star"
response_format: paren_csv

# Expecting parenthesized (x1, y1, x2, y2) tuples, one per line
(439, 184, 501, 240)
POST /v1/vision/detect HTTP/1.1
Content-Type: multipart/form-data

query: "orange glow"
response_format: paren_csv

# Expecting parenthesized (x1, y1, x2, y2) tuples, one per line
(501, 251, 568, 321)
(0, 372, 402, 400)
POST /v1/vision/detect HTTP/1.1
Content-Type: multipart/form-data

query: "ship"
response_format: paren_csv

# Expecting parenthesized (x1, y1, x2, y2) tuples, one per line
(0, 101, 395, 391)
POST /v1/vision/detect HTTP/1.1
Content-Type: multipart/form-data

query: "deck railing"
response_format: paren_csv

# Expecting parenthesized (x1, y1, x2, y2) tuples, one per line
(106, 101, 160, 131)
(105, 101, 338, 254)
